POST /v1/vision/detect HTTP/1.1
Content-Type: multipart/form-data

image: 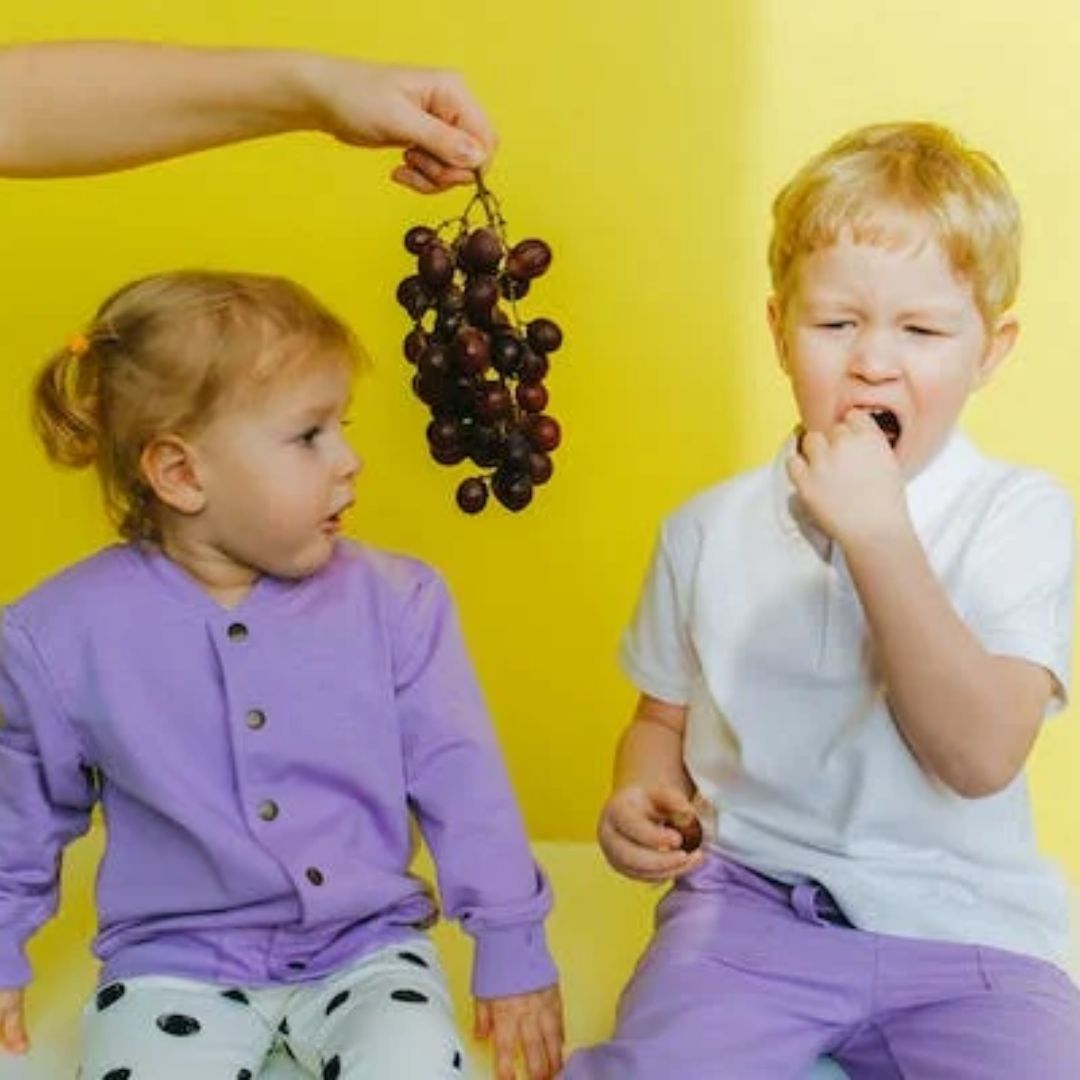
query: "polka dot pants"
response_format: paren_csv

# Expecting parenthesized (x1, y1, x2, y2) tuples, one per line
(78, 939, 469, 1079)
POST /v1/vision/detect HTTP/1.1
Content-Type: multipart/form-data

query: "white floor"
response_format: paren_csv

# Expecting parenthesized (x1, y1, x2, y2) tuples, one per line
(0, 834, 1074, 1078)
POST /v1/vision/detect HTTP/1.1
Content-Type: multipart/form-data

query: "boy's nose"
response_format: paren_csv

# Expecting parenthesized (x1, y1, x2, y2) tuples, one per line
(849, 332, 900, 381)
(337, 438, 362, 480)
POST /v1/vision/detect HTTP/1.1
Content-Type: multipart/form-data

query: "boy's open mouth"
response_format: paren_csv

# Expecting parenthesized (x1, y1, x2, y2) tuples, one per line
(870, 409, 901, 448)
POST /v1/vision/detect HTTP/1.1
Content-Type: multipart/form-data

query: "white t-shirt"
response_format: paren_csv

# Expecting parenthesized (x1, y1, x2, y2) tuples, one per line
(622, 431, 1076, 966)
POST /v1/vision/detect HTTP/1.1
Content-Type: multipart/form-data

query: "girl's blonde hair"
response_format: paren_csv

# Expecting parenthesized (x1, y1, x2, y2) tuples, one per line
(34, 270, 363, 542)
(769, 121, 1021, 324)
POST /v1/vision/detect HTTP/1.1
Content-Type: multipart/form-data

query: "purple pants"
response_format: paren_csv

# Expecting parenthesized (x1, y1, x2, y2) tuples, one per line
(564, 854, 1080, 1079)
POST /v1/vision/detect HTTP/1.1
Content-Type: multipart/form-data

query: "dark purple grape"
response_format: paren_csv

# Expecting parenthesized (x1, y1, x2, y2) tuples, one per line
(404, 226, 437, 254)
(418, 243, 455, 291)
(396, 275, 432, 320)
(417, 343, 451, 379)
(454, 327, 491, 376)
(518, 348, 550, 383)
(403, 328, 427, 364)
(506, 239, 552, 280)
(459, 228, 503, 273)
(503, 430, 532, 471)
(527, 318, 563, 354)
(528, 452, 554, 486)
(525, 414, 561, 452)
(456, 477, 488, 514)
(469, 425, 503, 467)
(413, 372, 451, 407)
(492, 469, 533, 512)
(499, 274, 530, 301)
(430, 441, 467, 466)
(437, 284, 465, 319)
(464, 275, 499, 325)
(491, 332, 525, 376)
(426, 417, 463, 451)
(476, 381, 512, 422)
(516, 381, 548, 413)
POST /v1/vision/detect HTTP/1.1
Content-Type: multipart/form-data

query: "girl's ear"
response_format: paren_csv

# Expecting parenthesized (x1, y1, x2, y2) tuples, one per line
(767, 296, 789, 372)
(140, 435, 206, 515)
(974, 313, 1019, 388)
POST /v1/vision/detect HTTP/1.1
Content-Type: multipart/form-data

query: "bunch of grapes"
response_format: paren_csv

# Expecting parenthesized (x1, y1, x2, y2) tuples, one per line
(396, 174, 563, 514)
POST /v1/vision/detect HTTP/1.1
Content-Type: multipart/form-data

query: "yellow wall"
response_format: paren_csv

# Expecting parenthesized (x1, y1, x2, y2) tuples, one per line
(0, 2, 1076, 881)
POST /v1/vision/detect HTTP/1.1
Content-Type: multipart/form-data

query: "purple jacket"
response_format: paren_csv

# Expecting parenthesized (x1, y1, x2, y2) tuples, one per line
(0, 541, 556, 998)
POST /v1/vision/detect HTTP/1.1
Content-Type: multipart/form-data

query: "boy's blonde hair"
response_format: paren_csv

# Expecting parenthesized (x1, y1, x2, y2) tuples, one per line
(769, 121, 1020, 324)
(34, 270, 363, 542)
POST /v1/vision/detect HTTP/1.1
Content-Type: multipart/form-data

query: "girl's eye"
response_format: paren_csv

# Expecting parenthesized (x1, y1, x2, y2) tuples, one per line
(298, 426, 321, 445)
(816, 321, 854, 331)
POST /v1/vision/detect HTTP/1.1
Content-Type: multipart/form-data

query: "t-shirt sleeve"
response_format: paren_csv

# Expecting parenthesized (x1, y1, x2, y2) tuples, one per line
(619, 519, 701, 705)
(962, 476, 1076, 714)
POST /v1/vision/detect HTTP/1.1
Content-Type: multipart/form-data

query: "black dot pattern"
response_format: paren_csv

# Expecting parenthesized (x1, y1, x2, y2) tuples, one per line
(398, 950, 429, 968)
(278, 1017, 290, 1035)
(325, 989, 351, 1016)
(453, 1049, 463, 1069)
(155, 1012, 202, 1037)
(322, 1055, 342, 1080)
(102, 1071, 131, 1080)
(390, 988, 429, 1004)
(237, 1071, 253, 1080)
(221, 989, 250, 1005)
(96, 983, 126, 1012)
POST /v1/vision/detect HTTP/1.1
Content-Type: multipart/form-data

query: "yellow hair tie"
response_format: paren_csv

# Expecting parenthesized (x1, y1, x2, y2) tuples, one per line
(67, 332, 90, 359)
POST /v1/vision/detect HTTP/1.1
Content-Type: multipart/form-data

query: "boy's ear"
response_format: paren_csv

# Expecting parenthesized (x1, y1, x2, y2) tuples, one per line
(140, 435, 206, 515)
(767, 296, 789, 372)
(975, 313, 1019, 387)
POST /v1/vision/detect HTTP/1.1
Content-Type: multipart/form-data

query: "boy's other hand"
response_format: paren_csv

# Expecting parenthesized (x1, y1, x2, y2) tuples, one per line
(788, 410, 908, 548)
(0, 988, 28, 1055)
(474, 983, 564, 1080)
(598, 784, 705, 883)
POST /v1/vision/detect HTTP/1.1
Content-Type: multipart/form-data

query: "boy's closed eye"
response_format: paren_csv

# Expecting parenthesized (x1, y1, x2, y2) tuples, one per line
(296, 425, 323, 446)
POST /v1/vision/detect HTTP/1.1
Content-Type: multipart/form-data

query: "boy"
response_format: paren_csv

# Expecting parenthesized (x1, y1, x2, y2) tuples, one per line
(567, 122, 1080, 1078)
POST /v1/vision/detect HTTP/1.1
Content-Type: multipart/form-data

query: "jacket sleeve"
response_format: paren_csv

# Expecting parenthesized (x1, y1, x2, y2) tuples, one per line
(0, 611, 96, 987)
(393, 569, 557, 1000)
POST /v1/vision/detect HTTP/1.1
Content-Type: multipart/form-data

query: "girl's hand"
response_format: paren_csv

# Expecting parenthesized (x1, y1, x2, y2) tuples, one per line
(788, 410, 909, 550)
(474, 984, 564, 1080)
(598, 783, 704, 883)
(0, 988, 28, 1055)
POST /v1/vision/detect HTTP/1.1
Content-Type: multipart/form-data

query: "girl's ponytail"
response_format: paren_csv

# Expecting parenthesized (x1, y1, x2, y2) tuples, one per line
(32, 334, 101, 468)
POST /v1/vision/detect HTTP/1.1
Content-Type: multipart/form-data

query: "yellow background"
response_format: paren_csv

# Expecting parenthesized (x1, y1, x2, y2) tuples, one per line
(0, 1, 1077, 883)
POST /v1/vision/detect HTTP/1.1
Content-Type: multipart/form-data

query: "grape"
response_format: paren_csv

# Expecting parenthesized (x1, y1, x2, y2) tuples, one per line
(516, 381, 548, 413)
(460, 227, 503, 273)
(464, 275, 499, 325)
(525, 414, 561, 452)
(518, 348, 549, 384)
(476, 381, 512, 422)
(456, 477, 488, 514)
(404, 225, 437, 254)
(403, 328, 427, 364)
(418, 243, 454, 291)
(528, 452, 554, 486)
(417, 343, 451, 379)
(506, 239, 552, 280)
(454, 327, 491, 376)
(396, 275, 432, 320)
(503, 430, 533, 471)
(527, 318, 563, 354)
(396, 176, 565, 513)
(492, 468, 533, 512)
